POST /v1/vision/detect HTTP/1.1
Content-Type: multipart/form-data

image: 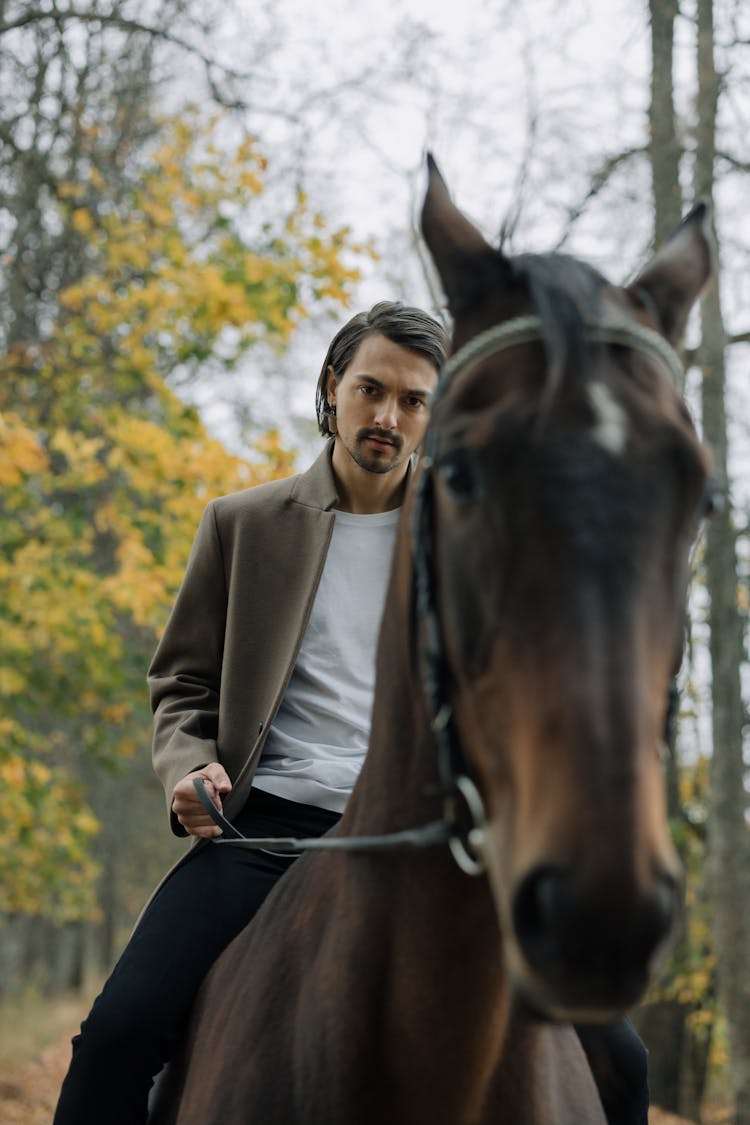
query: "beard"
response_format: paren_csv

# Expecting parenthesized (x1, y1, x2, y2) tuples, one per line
(348, 428, 406, 474)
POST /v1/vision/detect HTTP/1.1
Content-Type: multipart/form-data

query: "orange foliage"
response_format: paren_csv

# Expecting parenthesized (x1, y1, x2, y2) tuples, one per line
(1, 111, 360, 919)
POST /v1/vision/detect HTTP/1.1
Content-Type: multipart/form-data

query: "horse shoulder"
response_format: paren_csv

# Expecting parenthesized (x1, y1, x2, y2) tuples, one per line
(167, 852, 363, 1125)
(479, 1019, 607, 1125)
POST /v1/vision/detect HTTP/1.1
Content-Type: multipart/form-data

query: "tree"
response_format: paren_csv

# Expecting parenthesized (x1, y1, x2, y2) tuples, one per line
(630, 5, 718, 1115)
(0, 0, 383, 996)
(693, 1, 750, 1119)
(635, 2, 750, 1120)
(0, 106, 364, 992)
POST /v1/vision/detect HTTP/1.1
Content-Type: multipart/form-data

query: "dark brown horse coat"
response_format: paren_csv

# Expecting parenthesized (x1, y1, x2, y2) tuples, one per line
(155, 162, 714, 1124)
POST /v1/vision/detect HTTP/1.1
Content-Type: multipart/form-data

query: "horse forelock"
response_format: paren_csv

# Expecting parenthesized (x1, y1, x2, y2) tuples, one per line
(510, 252, 608, 401)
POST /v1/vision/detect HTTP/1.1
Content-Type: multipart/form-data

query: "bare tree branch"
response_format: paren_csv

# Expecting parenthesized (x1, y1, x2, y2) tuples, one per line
(497, 37, 539, 252)
(684, 330, 750, 368)
(1, 6, 206, 60)
(552, 147, 646, 250)
(0, 5, 265, 110)
(716, 148, 750, 173)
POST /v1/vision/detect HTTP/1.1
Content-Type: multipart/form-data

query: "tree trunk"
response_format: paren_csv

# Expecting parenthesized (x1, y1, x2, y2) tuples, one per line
(641, 6, 714, 1115)
(694, 4, 750, 1122)
(648, 0, 682, 251)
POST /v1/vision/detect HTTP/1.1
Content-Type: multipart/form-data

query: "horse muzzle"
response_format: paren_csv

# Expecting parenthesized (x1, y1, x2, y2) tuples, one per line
(502, 861, 682, 1022)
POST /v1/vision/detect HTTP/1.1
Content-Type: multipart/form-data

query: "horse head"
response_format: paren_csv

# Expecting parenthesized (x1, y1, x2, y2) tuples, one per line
(419, 157, 714, 1023)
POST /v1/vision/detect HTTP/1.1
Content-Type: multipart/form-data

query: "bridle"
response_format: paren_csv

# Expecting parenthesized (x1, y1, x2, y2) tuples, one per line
(200, 313, 685, 876)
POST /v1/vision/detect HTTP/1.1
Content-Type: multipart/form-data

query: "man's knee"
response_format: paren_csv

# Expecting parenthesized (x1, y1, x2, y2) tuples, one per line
(576, 1020, 649, 1125)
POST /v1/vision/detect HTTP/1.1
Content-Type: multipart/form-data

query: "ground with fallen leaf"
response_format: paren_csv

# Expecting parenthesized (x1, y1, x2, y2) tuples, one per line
(0, 1036, 72, 1125)
(0, 1013, 729, 1125)
(0, 1044, 707, 1125)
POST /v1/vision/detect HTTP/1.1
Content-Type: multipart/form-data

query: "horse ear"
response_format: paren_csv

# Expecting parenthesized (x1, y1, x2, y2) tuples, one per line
(421, 154, 511, 315)
(626, 202, 715, 346)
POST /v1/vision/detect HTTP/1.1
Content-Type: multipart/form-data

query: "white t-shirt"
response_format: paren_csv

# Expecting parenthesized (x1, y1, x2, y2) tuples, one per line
(253, 507, 400, 812)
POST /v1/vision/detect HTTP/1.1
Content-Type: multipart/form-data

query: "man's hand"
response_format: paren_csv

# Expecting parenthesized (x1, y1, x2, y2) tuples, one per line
(171, 763, 232, 838)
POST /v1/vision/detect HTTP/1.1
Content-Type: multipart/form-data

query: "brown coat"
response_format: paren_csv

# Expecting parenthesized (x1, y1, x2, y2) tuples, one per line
(148, 441, 339, 837)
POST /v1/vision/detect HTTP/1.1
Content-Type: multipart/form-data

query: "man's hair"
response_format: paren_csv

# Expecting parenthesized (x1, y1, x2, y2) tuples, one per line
(315, 301, 449, 437)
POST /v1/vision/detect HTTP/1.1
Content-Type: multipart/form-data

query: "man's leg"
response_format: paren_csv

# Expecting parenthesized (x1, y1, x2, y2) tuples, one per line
(53, 790, 338, 1125)
(575, 1020, 649, 1125)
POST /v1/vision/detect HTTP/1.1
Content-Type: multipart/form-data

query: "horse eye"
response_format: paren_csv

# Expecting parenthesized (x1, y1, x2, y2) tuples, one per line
(701, 480, 723, 519)
(438, 450, 481, 502)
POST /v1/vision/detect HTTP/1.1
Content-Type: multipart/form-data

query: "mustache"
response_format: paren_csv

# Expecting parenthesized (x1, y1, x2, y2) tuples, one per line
(358, 428, 403, 451)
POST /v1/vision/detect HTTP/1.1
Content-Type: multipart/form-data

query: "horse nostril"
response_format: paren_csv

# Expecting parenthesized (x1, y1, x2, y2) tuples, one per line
(512, 866, 572, 976)
(640, 872, 681, 956)
(512, 866, 680, 982)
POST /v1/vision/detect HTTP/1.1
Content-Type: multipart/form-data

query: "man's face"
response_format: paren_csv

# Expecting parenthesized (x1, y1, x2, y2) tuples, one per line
(327, 333, 438, 475)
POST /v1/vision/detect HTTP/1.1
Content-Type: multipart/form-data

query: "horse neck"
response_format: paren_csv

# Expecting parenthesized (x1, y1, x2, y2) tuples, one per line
(336, 522, 515, 1097)
(341, 517, 444, 833)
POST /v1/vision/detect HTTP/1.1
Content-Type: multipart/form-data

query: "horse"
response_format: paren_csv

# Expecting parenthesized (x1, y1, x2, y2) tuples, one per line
(153, 158, 714, 1124)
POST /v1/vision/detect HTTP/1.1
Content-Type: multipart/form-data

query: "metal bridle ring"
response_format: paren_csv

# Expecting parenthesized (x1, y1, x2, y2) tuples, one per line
(447, 774, 487, 877)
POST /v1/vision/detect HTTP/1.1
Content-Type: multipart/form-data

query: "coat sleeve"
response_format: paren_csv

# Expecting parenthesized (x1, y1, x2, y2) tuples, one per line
(148, 501, 228, 835)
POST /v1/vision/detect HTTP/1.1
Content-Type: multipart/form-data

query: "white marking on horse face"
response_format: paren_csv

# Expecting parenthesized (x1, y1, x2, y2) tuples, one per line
(588, 382, 628, 455)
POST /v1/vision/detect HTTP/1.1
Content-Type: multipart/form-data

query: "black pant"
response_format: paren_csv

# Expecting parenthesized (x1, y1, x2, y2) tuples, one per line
(576, 1020, 649, 1125)
(53, 788, 339, 1125)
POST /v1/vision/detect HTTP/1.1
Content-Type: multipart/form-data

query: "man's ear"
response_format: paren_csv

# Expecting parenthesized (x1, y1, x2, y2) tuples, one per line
(626, 202, 715, 346)
(325, 364, 337, 407)
(420, 153, 512, 316)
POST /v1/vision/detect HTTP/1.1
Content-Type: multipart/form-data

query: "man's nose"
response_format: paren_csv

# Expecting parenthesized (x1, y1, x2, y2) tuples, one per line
(374, 398, 399, 430)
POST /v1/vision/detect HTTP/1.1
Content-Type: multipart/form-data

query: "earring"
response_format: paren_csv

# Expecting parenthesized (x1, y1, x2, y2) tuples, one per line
(327, 403, 337, 434)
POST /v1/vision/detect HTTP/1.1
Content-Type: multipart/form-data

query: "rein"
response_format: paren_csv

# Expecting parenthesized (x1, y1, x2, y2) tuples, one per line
(194, 777, 452, 856)
(201, 313, 685, 875)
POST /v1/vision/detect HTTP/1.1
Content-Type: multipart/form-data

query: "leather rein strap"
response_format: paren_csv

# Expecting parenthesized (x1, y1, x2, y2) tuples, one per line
(198, 314, 684, 872)
(194, 777, 451, 856)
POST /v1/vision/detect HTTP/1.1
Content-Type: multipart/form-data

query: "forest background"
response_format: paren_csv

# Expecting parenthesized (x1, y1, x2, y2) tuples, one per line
(1, 0, 749, 1122)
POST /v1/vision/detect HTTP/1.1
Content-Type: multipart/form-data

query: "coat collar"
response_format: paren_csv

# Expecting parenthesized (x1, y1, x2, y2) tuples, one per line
(290, 438, 417, 513)
(289, 439, 340, 511)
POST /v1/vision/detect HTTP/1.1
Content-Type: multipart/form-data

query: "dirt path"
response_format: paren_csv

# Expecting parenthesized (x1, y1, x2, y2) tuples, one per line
(0, 1035, 71, 1124)
(650, 1112, 699, 1125)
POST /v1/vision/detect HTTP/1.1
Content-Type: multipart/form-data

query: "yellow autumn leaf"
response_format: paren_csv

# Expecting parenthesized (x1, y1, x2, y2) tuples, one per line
(72, 207, 95, 233)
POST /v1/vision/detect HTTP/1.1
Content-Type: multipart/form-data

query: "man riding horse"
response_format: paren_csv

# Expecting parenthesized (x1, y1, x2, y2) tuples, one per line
(53, 154, 709, 1120)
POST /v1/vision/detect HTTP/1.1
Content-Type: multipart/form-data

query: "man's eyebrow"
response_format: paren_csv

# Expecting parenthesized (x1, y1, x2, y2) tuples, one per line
(356, 374, 432, 398)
